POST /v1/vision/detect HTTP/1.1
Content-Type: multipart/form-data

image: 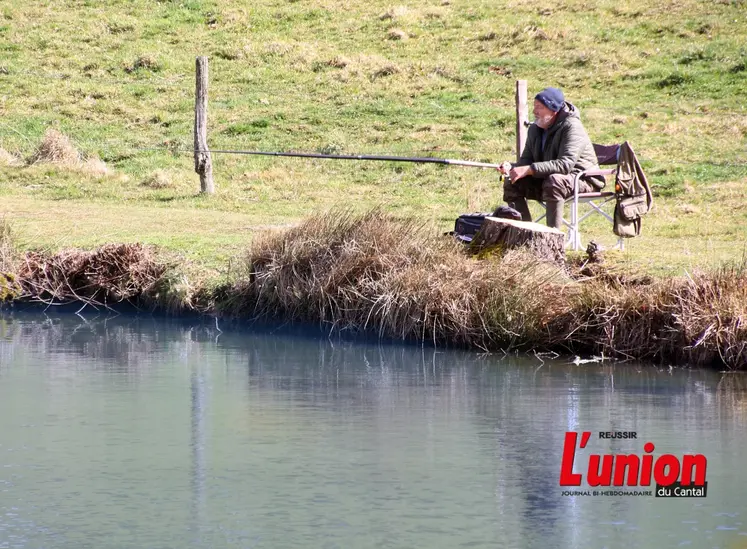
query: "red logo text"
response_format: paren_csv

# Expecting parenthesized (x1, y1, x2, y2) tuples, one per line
(559, 431, 707, 487)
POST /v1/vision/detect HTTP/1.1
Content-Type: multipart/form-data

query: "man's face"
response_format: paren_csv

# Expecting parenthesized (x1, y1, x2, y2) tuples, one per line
(533, 99, 556, 129)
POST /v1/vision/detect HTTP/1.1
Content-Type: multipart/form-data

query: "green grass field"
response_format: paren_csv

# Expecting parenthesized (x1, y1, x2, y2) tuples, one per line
(1, 0, 746, 277)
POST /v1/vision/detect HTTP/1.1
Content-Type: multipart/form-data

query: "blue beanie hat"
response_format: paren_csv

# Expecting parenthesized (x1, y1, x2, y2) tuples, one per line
(535, 87, 565, 112)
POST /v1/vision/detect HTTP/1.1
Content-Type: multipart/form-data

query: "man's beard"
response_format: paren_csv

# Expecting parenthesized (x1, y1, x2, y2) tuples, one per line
(535, 114, 555, 129)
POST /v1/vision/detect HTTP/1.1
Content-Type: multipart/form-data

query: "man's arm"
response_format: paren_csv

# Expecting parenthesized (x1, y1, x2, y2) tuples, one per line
(497, 127, 538, 179)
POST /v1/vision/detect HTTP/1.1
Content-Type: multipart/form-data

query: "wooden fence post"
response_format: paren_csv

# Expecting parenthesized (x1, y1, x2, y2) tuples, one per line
(515, 80, 528, 162)
(195, 56, 214, 194)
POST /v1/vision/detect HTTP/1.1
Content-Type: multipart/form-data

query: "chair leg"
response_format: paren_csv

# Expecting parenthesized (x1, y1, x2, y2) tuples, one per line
(574, 227, 581, 252)
(534, 201, 547, 223)
(569, 199, 581, 251)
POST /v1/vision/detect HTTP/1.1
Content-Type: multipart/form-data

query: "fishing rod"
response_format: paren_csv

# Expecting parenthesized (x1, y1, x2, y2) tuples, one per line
(148, 147, 505, 170)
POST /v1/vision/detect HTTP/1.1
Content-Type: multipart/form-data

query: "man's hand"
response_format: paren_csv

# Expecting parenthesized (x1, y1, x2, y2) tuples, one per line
(496, 161, 512, 175)
(509, 165, 534, 182)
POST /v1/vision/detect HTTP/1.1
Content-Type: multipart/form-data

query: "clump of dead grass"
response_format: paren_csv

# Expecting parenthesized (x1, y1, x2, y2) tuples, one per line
(28, 129, 80, 166)
(372, 62, 401, 79)
(0, 148, 22, 167)
(324, 53, 405, 82)
(15, 243, 173, 309)
(81, 157, 109, 176)
(141, 169, 175, 189)
(552, 274, 671, 360)
(263, 41, 294, 57)
(0, 218, 17, 273)
(387, 29, 408, 41)
(24, 130, 112, 176)
(0, 220, 22, 301)
(125, 54, 161, 73)
(379, 6, 409, 20)
(218, 209, 574, 350)
(327, 55, 351, 69)
(242, 41, 322, 71)
(668, 266, 747, 367)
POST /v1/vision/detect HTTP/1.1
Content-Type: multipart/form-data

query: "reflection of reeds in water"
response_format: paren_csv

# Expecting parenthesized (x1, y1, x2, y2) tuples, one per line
(717, 374, 747, 419)
(0, 314, 210, 374)
(0, 309, 738, 426)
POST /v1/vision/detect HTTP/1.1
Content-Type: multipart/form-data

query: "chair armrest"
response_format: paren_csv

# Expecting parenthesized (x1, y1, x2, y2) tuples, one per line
(579, 168, 616, 178)
(573, 167, 616, 197)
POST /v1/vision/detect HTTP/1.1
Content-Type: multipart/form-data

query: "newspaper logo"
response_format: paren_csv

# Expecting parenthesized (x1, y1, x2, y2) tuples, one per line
(559, 431, 707, 498)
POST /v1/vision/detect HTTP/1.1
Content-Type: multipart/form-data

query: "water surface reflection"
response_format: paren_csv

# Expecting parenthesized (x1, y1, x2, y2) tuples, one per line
(0, 312, 746, 549)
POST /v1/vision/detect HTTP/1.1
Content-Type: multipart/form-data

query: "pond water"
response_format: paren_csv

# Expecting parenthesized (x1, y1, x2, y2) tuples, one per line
(1, 311, 746, 549)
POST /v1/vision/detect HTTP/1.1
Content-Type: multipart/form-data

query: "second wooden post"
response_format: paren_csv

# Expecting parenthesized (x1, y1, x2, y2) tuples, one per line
(195, 56, 214, 194)
(515, 80, 528, 161)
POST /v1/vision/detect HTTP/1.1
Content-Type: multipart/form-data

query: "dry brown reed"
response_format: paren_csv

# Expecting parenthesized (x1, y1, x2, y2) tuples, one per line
(219, 210, 747, 369)
(219, 209, 576, 350)
(15, 243, 170, 309)
(553, 263, 747, 369)
(551, 276, 673, 360)
(668, 266, 747, 368)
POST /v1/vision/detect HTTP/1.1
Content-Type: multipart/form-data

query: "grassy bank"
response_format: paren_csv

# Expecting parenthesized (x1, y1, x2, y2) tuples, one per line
(0, 0, 746, 278)
(2, 212, 745, 370)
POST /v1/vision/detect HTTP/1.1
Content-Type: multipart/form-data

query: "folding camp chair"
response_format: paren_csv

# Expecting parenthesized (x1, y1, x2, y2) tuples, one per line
(535, 143, 625, 251)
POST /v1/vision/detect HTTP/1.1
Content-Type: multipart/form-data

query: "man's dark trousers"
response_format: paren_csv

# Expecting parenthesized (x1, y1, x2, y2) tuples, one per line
(502, 173, 596, 229)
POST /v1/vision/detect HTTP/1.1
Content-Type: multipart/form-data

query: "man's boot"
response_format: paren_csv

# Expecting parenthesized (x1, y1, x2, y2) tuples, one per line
(545, 200, 564, 229)
(508, 199, 532, 223)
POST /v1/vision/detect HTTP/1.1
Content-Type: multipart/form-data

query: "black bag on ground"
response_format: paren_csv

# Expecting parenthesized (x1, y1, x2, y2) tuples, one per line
(453, 213, 490, 242)
(449, 206, 522, 243)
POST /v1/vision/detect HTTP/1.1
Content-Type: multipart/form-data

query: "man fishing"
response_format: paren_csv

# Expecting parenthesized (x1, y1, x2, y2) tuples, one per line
(497, 87, 603, 229)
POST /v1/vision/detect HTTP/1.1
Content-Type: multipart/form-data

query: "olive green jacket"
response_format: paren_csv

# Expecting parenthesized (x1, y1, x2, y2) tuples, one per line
(515, 102, 604, 189)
